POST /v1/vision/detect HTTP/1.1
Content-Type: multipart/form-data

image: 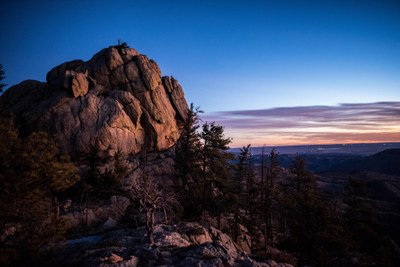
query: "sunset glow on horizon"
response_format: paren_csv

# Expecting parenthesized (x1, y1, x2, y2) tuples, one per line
(204, 102, 400, 147)
(226, 132, 400, 148)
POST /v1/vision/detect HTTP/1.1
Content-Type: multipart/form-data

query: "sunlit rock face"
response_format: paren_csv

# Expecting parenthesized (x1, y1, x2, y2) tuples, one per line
(1, 45, 189, 157)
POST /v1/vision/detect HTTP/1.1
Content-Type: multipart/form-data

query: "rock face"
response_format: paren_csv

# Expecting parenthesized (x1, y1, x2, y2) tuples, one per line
(1, 45, 189, 157)
(57, 222, 294, 267)
(61, 196, 131, 230)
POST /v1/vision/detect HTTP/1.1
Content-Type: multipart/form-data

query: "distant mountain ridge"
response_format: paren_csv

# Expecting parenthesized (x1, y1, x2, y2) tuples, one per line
(231, 142, 400, 156)
(233, 143, 400, 176)
(334, 148, 400, 176)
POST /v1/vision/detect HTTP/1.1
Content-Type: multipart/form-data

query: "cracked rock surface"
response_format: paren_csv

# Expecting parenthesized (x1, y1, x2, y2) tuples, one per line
(57, 222, 294, 267)
(1, 45, 189, 157)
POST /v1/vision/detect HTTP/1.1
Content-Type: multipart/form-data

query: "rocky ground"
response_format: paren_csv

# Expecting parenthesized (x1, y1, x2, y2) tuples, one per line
(55, 222, 293, 267)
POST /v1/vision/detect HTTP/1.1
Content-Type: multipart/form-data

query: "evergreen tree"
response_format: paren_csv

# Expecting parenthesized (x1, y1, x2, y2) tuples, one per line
(343, 178, 385, 264)
(280, 156, 324, 264)
(77, 145, 128, 201)
(264, 148, 280, 247)
(174, 104, 203, 217)
(235, 145, 248, 198)
(236, 145, 259, 246)
(175, 103, 203, 189)
(199, 122, 234, 219)
(0, 115, 79, 265)
(279, 156, 350, 266)
(235, 145, 257, 215)
(237, 145, 255, 197)
(0, 64, 6, 93)
(97, 149, 130, 198)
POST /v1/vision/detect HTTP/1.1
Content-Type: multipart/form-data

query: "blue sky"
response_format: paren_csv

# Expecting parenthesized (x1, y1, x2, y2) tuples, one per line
(1, 0, 399, 146)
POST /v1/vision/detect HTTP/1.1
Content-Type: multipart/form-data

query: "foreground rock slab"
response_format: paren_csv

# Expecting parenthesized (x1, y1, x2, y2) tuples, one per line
(57, 222, 293, 267)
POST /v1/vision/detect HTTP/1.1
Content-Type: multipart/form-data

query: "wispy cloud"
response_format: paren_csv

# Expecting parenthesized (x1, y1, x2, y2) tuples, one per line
(202, 102, 400, 147)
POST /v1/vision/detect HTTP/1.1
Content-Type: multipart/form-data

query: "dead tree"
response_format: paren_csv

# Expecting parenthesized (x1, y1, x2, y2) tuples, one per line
(129, 172, 177, 245)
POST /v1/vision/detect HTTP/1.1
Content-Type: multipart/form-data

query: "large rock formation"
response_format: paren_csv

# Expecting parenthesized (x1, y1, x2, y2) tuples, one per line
(1, 44, 189, 157)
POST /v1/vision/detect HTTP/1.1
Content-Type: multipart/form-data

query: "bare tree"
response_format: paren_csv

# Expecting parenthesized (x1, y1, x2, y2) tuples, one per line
(129, 172, 178, 245)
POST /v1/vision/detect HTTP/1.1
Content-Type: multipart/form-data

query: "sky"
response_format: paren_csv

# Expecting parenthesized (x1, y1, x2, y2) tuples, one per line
(0, 0, 399, 146)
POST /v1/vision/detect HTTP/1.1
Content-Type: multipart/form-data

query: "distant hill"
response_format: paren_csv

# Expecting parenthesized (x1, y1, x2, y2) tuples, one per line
(248, 147, 400, 176)
(334, 148, 400, 176)
(233, 142, 400, 156)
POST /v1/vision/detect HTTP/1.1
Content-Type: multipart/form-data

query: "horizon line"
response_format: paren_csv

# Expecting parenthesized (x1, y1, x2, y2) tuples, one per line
(229, 141, 400, 149)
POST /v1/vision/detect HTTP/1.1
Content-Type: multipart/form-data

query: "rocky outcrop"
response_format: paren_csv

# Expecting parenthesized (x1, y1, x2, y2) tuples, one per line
(235, 224, 252, 254)
(56, 222, 294, 267)
(65, 70, 90, 97)
(1, 45, 189, 157)
(61, 196, 131, 230)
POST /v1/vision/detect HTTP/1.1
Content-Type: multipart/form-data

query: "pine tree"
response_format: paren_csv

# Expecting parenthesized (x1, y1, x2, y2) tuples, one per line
(0, 64, 6, 93)
(235, 145, 257, 214)
(0, 115, 79, 265)
(264, 148, 280, 247)
(281, 156, 323, 264)
(174, 103, 203, 217)
(175, 103, 202, 188)
(343, 178, 380, 256)
(79, 144, 128, 200)
(236, 145, 251, 198)
(199, 122, 234, 220)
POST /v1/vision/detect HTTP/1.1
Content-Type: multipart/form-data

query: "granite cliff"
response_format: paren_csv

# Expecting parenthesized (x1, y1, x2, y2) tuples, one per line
(1, 44, 188, 158)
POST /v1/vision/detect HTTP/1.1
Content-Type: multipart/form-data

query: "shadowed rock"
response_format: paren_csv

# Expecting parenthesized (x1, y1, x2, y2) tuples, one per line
(57, 222, 294, 267)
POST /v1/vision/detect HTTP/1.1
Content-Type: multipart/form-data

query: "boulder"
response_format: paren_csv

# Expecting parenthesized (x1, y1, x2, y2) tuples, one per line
(101, 253, 123, 264)
(103, 217, 118, 230)
(63, 70, 90, 97)
(181, 222, 212, 244)
(62, 196, 130, 229)
(1, 45, 189, 157)
(235, 224, 252, 254)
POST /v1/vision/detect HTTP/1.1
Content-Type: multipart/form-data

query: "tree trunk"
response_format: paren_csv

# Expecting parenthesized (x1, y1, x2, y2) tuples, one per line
(163, 208, 167, 224)
(54, 196, 60, 221)
(146, 208, 155, 245)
